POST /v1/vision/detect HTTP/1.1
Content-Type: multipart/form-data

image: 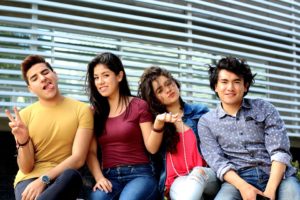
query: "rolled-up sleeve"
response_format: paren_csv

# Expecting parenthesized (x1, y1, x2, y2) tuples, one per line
(263, 103, 291, 166)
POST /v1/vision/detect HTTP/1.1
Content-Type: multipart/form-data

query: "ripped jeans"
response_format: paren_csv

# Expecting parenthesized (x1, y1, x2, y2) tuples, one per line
(169, 167, 219, 200)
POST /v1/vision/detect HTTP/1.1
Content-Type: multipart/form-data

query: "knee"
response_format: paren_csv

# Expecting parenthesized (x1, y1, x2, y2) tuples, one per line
(124, 177, 158, 199)
(90, 189, 118, 200)
(133, 176, 157, 188)
(214, 182, 240, 200)
(191, 166, 205, 174)
(278, 176, 300, 197)
(89, 190, 103, 200)
(189, 167, 212, 183)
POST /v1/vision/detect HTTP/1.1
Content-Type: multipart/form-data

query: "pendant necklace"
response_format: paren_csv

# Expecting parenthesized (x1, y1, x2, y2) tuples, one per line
(168, 121, 189, 177)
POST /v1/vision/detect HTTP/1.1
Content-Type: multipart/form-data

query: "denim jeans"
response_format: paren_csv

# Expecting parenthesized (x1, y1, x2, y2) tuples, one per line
(89, 164, 158, 200)
(15, 169, 82, 200)
(169, 167, 219, 200)
(214, 167, 300, 200)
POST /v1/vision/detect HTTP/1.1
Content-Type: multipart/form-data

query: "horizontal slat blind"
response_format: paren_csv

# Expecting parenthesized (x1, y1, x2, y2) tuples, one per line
(0, 0, 299, 138)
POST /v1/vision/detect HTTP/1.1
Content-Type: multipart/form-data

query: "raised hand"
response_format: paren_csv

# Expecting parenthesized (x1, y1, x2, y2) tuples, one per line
(152, 112, 182, 133)
(5, 107, 29, 144)
(156, 112, 182, 123)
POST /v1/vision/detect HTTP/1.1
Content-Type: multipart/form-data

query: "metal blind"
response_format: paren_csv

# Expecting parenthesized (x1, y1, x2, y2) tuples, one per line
(0, 0, 299, 137)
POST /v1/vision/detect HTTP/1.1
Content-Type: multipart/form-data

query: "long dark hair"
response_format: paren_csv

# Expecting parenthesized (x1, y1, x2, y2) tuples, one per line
(138, 66, 183, 153)
(85, 52, 131, 136)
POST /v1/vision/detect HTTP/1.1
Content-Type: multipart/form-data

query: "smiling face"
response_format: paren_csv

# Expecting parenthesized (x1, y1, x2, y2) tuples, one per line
(152, 75, 180, 107)
(26, 62, 60, 102)
(215, 69, 247, 112)
(93, 64, 123, 99)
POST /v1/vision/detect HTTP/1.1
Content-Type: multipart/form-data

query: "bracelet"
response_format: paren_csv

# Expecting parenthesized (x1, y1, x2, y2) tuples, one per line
(16, 137, 31, 149)
(152, 126, 164, 133)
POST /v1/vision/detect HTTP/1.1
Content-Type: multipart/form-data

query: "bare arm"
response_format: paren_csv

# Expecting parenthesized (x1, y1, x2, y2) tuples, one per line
(87, 136, 112, 193)
(140, 121, 163, 154)
(87, 136, 105, 181)
(263, 161, 286, 200)
(141, 113, 181, 154)
(5, 107, 35, 173)
(16, 140, 35, 174)
(223, 170, 264, 200)
(45, 127, 93, 179)
(20, 127, 93, 200)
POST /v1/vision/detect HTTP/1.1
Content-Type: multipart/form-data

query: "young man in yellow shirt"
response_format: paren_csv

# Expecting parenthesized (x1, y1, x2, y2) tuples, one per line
(6, 55, 94, 200)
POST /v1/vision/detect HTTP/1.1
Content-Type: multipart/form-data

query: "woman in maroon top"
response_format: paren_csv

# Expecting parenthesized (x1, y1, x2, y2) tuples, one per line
(85, 52, 176, 200)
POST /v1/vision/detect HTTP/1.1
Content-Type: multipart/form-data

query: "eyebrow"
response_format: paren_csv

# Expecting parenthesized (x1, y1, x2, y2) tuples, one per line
(94, 70, 110, 75)
(153, 79, 162, 93)
(155, 85, 162, 93)
(29, 69, 49, 81)
(155, 79, 172, 93)
(219, 78, 241, 81)
(29, 74, 37, 81)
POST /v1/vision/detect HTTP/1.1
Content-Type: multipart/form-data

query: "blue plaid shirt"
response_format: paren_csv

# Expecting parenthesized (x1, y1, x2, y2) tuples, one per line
(198, 98, 297, 181)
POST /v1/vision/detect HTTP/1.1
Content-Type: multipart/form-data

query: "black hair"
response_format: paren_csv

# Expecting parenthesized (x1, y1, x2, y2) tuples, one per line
(208, 57, 256, 97)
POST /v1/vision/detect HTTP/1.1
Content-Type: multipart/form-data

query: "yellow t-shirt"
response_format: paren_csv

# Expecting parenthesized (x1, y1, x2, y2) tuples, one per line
(14, 97, 93, 187)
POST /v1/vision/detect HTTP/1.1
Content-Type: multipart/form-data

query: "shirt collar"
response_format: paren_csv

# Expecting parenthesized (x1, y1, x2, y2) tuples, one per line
(216, 98, 251, 119)
(183, 102, 192, 116)
(241, 98, 252, 109)
(216, 104, 227, 119)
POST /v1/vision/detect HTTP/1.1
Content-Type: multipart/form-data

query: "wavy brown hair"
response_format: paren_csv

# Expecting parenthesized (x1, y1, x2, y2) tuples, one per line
(138, 66, 183, 153)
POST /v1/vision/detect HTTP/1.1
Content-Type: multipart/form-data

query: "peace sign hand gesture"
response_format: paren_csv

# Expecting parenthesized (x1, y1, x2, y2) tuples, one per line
(5, 107, 29, 144)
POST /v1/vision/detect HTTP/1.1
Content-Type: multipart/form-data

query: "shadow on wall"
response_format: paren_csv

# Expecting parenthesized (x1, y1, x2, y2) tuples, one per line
(0, 130, 94, 200)
(0, 131, 18, 200)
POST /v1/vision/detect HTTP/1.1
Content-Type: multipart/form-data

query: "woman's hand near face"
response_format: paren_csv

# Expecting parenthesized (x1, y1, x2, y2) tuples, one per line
(154, 112, 182, 130)
(156, 112, 181, 123)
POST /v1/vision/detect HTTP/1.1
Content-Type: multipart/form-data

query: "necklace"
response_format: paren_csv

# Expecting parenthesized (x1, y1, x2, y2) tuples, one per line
(168, 121, 189, 177)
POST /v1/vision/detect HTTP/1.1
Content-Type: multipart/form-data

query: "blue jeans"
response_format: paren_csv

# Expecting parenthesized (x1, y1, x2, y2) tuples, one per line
(169, 167, 219, 200)
(89, 164, 158, 200)
(215, 167, 300, 200)
(15, 169, 82, 200)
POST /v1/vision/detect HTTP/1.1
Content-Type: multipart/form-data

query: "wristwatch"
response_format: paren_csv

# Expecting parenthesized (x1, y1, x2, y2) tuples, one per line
(41, 175, 51, 185)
